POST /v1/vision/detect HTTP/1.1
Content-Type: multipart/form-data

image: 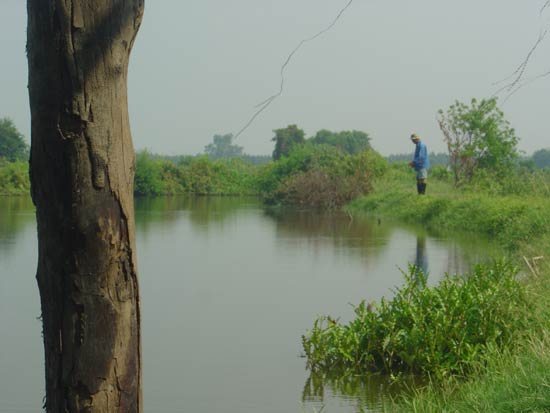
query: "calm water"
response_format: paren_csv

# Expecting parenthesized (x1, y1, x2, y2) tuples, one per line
(0, 196, 497, 412)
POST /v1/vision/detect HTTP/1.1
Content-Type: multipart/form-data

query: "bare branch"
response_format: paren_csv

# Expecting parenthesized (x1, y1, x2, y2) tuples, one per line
(541, 0, 550, 15)
(492, 25, 550, 100)
(234, 0, 354, 139)
(502, 68, 550, 102)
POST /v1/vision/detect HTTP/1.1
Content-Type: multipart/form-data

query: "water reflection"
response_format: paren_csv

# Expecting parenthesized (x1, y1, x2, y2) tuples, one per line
(0, 196, 35, 255)
(265, 207, 393, 262)
(302, 371, 421, 413)
(1, 196, 502, 413)
(415, 235, 428, 275)
(135, 196, 258, 235)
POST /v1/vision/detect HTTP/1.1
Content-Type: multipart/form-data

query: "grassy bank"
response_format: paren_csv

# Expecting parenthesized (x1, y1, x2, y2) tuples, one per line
(303, 164, 550, 411)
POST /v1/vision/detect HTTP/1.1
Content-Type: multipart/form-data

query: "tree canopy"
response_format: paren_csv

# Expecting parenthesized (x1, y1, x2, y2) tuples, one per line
(0, 117, 28, 162)
(204, 133, 243, 159)
(438, 97, 519, 185)
(272, 124, 305, 160)
(532, 148, 550, 169)
(310, 129, 371, 154)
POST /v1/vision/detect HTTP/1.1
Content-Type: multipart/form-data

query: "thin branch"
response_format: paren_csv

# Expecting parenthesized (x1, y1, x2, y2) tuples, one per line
(493, 27, 549, 91)
(234, 0, 354, 139)
(541, 0, 550, 15)
(502, 68, 550, 102)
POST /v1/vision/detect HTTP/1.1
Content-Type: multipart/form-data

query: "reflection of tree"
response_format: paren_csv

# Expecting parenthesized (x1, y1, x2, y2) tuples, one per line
(0, 196, 35, 254)
(264, 207, 393, 261)
(302, 371, 421, 413)
(134, 196, 261, 235)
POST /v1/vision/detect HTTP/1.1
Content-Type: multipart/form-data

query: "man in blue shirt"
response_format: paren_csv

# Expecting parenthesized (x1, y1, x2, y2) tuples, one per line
(408, 133, 430, 194)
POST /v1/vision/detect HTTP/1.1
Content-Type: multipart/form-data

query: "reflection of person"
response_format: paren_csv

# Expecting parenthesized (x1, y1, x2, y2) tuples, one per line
(408, 133, 430, 194)
(415, 235, 428, 275)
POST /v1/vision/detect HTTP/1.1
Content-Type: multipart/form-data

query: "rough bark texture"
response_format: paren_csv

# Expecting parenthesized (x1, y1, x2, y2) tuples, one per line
(27, 1, 144, 411)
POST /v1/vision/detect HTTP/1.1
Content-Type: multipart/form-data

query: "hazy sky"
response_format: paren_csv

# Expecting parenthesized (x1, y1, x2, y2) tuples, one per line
(1, 1, 549, 156)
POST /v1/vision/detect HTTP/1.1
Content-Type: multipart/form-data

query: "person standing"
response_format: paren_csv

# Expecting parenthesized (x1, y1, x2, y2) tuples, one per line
(408, 133, 430, 194)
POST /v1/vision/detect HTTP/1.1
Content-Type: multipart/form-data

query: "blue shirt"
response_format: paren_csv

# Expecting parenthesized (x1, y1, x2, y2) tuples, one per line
(413, 141, 430, 171)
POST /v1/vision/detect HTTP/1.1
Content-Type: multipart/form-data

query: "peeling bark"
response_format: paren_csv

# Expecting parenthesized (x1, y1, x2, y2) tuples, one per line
(27, 1, 144, 411)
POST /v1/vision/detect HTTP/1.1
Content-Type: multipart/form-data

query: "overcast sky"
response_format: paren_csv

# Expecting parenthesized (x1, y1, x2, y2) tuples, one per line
(1, 1, 549, 156)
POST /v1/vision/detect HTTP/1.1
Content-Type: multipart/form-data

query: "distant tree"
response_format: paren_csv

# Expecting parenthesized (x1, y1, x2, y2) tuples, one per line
(272, 124, 305, 160)
(0, 118, 29, 161)
(310, 129, 371, 154)
(532, 148, 550, 169)
(240, 154, 272, 165)
(437, 97, 519, 186)
(204, 133, 243, 159)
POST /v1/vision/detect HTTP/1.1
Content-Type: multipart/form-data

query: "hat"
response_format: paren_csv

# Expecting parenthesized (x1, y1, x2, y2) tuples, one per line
(410, 133, 420, 141)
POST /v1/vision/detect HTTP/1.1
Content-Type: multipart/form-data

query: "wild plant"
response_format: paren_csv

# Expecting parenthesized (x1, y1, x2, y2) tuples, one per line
(302, 260, 531, 378)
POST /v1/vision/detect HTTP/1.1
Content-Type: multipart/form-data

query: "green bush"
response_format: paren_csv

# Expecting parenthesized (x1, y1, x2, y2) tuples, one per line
(0, 160, 30, 195)
(302, 260, 531, 378)
(258, 144, 387, 208)
(133, 152, 259, 196)
(134, 151, 166, 195)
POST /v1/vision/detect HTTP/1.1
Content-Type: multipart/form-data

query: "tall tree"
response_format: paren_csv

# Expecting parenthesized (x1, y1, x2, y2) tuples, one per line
(532, 148, 550, 169)
(310, 129, 371, 155)
(272, 124, 305, 160)
(27, 1, 144, 411)
(438, 97, 518, 185)
(204, 133, 243, 159)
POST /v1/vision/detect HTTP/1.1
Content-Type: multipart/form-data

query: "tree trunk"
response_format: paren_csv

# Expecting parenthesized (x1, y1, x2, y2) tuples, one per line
(27, 1, 144, 411)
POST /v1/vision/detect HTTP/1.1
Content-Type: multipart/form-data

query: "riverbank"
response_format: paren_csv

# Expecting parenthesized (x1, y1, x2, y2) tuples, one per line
(345, 165, 550, 412)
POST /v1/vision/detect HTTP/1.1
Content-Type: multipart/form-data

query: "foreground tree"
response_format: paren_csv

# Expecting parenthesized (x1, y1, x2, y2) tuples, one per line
(27, 1, 144, 411)
(437, 97, 518, 186)
(0, 117, 29, 161)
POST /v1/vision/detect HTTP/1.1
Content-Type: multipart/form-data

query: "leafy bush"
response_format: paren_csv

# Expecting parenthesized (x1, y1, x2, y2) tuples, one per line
(302, 260, 531, 378)
(0, 160, 30, 195)
(134, 151, 166, 196)
(258, 144, 387, 208)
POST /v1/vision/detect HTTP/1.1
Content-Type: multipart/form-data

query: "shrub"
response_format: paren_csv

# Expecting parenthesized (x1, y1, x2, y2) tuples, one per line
(134, 151, 166, 195)
(302, 260, 531, 378)
(258, 144, 387, 208)
(0, 160, 30, 195)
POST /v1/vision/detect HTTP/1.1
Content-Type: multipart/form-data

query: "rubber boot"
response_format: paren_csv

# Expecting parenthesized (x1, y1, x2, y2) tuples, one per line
(416, 182, 422, 194)
(420, 183, 427, 194)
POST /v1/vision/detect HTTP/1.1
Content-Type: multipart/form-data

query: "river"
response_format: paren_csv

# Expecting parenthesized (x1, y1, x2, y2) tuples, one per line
(0, 196, 497, 412)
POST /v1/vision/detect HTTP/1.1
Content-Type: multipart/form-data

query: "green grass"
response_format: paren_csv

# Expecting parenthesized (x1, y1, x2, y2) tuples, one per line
(337, 164, 550, 411)
(348, 165, 550, 251)
(393, 332, 550, 412)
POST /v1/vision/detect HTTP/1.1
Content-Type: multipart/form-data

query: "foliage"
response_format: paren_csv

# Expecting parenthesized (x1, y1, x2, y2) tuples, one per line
(302, 260, 531, 378)
(532, 148, 550, 169)
(437, 98, 519, 186)
(239, 154, 272, 165)
(204, 133, 244, 159)
(0, 160, 30, 195)
(133, 150, 259, 196)
(271, 124, 305, 160)
(0, 118, 29, 162)
(310, 129, 371, 155)
(387, 152, 449, 167)
(394, 333, 550, 412)
(258, 144, 387, 208)
(134, 150, 166, 195)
